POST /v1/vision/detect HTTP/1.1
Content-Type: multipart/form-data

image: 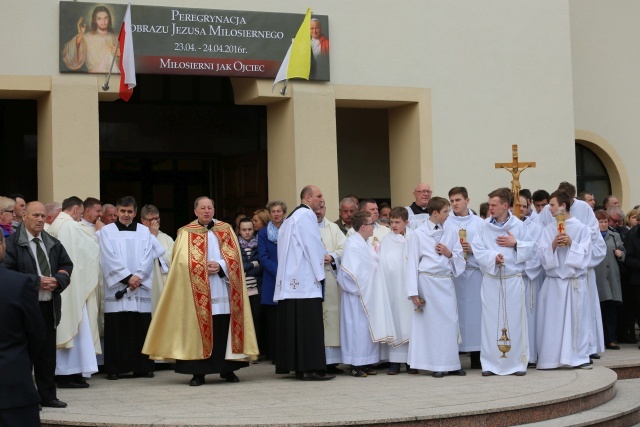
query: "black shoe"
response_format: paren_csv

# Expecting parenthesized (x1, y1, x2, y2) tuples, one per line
(469, 351, 482, 369)
(350, 369, 367, 378)
(432, 371, 445, 378)
(326, 365, 344, 374)
(589, 354, 601, 360)
(133, 372, 154, 378)
(448, 369, 466, 376)
(106, 374, 119, 380)
(606, 344, 621, 350)
(514, 371, 527, 376)
(41, 399, 67, 408)
(482, 371, 495, 376)
(220, 372, 239, 383)
(574, 363, 593, 370)
(387, 363, 400, 375)
(527, 363, 537, 368)
(363, 367, 377, 376)
(189, 375, 205, 386)
(58, 381, 89, 389)
(301, 371, 335, 381)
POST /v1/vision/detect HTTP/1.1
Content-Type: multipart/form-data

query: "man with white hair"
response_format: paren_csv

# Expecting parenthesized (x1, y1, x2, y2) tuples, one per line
(44, 202, 62, 231)
(406, 183, 432, 230)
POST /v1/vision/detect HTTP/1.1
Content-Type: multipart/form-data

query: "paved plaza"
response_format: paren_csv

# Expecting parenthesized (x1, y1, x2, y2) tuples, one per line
(40, 344, 640, 426)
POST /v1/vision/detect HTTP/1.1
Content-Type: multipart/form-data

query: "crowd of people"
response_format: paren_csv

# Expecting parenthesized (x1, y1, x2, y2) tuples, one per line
(1, 182, 639, 426)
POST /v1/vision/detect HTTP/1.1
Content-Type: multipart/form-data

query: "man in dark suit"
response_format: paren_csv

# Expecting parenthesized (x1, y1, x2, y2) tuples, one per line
(4, 201, 73, 409)
(0, 231, 45, 426)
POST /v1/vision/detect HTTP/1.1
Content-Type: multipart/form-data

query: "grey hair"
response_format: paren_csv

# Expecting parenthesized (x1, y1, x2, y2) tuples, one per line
(102, 204, 115, 214)
(194, 197, 214, 209)
(45, 202, 62, 215)
(140, 204, 159, 219)
(266, 200, 287, 214)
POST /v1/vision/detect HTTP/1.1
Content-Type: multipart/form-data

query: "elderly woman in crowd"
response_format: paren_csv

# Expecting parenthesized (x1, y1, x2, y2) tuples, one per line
(594, 210, 625, 350)
(0, 196, 16, 237)
(257, 200, 287, 362)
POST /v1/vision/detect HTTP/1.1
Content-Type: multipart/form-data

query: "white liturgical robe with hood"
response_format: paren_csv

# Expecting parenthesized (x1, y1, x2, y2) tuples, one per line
(406, 221, 466, 372)
(447, 209, 485, 352)
(472, 213, 536, 375)
(338, 233, 397, 366)
(535, 198, 606, 354)
(48, 212, 101, 377)
(274, 205, 326, 301)
(379, 228, 414, 362)
(318, 217, 346, 364)
(536, 217, 592, 369)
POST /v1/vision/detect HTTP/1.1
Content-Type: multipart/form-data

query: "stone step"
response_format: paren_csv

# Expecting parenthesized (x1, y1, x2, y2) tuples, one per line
(520, 379, 640, 427)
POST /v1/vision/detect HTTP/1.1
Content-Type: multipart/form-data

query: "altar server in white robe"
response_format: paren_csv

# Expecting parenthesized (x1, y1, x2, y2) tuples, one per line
(447, 187, 485, 369)
(379, 207, 415, 374)
(314, 204, 346, 371)
(140, 205, 174, 316)
(534, 182, 606, 358)
(472, 188, 536, 376)
(347, 199, 390, 252)
(406, 197, 466, 377)
(338, 211, 397, 378)
(99, 196, 155, 379)
(536, 190, 593, 369)
(522, 216, 544, 365)
(48, 197, 101, 388)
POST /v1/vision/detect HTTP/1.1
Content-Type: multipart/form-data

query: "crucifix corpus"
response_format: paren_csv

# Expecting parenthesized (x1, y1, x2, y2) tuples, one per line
(495, 145, 536, 219)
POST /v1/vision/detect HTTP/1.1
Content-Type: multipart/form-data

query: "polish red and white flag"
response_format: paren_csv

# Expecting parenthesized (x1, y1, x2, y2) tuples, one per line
(118, 3, 136, 101)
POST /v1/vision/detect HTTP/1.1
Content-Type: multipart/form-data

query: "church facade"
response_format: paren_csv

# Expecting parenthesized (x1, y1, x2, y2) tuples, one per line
(0, 0, 637, 217)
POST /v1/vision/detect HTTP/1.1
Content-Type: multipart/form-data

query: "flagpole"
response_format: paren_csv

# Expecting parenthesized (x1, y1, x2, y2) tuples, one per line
(101, 43, 120, 91)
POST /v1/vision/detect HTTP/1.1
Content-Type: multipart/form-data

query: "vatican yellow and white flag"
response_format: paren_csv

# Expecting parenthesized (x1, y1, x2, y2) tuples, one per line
(272, 8, 312, 94)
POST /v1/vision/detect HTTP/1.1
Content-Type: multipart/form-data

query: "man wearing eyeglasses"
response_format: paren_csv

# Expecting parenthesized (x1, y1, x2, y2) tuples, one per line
(140, 205, 174, 316)
(346, 199, 390, 253)
(608, 207, 628, 241)
(406, 183, 432, 230)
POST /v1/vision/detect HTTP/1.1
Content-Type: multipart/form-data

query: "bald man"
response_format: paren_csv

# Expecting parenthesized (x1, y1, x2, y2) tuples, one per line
(3, 201, 73, 408)
(406, 183, 433, 230)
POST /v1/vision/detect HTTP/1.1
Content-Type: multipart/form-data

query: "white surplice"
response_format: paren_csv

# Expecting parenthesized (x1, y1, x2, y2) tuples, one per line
(447, 209, 485, 352)
(150, 231, 174, 316)
(338, 233, 397, 366)
(347, 222, 390, 253)
(379, 228, 414, 363)
(100, 222, 155, 314)
(406, 221, 466, 372)
(522, 219, 545, 363)
(472, 214, 536, 375)
(48, 212, 101, 377)
(274, 206, 326, 301)
(405, 205, 430, 230)
(535, 198, 606, 354)
(318, 218, 346, 364)
(536, 218, 592, 369)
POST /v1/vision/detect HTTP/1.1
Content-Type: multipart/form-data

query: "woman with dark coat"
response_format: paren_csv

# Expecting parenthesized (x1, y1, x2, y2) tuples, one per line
(257, 200, 287, 362)
(594, 210, 624, 350)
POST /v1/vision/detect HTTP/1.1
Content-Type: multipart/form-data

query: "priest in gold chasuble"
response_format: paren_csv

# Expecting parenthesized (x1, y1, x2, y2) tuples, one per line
(143, 197, 258, 386)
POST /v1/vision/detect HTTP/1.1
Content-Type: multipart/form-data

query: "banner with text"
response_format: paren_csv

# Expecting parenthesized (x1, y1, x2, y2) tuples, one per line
(59, 2, 330, 80)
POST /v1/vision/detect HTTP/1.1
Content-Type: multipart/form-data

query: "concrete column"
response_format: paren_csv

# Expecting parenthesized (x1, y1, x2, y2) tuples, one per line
(37, 75, 100, 202)
(266, 82, 339, 214)
(388, 93, 432, 207)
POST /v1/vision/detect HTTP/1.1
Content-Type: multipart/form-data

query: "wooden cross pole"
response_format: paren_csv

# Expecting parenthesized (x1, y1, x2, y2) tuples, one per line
(494, 145, 536, 219)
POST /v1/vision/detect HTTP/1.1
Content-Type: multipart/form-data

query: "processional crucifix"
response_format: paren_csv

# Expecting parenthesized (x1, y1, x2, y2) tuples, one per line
(495, 145, 536, 219)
